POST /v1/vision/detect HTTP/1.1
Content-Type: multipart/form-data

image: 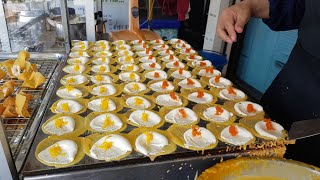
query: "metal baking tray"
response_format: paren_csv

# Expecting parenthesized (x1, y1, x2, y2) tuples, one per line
(0, 53, 64, 172)
(21, 55, 291, 180)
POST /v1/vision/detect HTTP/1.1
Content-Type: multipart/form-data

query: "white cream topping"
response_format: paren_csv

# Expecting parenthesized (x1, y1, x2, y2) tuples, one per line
(187, 92, 213, 104)
(56, 87, 83, 99)
(141, 62, 161, 70)
(155, 94, 182, 106)
(63, 65, 86, 74)
(135, 131, 168, 156)
(180, 49, 196, 55)
(54, 100, 83, 114)
(203, 106, 233, 123)
(161, 55, 179, 62)
(43, 116, 75, 136)
(186, 55, 203, 61)
(92, 45, 110, 52)
(219, 88, 246, 101)
(177, 78, 202, 89)
(234, 101, 263, 116)
(158, 50, 174, 56)
(118, 50, 134, 57)
(90, 134, 132, 161)
(139, 56, 157, 63)
(62, 75, 88, 85)
(174, 43, 191, 49)
(118, 56, 135, 64)
(184, 127, 216, 148)
(88, 98, 116, 112)
(126, 96, 151, 109)
(92, 84, 117, 96)
(220, 125, 254, 146)
(124, 82, 147, 94)
(128, 110, 161, 127)
(166, 61, 185, 69)
(165, 108, 198, 125)
(113, 40, 126, 46)
(209, 77, 232, 88)
(153, 44, 169, 50)
(120, 64, 139, 72)
(192, 60, 212, 67)
(91, 65, 111, 73)
(149, 80, 174, 92)
(95, 40, 109, 46)
(68, 57, 89, 65)
(254, 120, 284, 139)
(69, 51, 90, 58)
(90, 113, 123, 132)
(169, 38, 186, 44)
(171, 69, 192, 79)
(116, 44, 131, 51)
(131, 40, 145, 45)
(119, 72, 140, 82)
(150, 39, 164, 45)
(90, 75, 113, 84)
(198, 69, 221, 77)
(38, 140, 78, 164)
(133, 44, 149, 51)
(73, 41, 88, 46)
(145, 70, 168, 80)
(92, 57, 111, 65)
(94, 51, 113, 57)
(136, 50, 153, 57)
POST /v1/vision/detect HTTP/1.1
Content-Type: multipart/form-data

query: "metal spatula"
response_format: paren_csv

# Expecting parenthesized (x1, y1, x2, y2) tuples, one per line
(288, 118, 320, 140)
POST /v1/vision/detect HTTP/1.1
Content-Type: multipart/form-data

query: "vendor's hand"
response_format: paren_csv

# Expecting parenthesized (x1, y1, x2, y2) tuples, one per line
(217, 3, 251, 44)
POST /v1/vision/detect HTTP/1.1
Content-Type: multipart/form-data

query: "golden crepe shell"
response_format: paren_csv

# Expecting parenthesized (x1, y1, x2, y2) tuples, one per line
(152, 92, 189, 107)
(180, 88, 217, 105)
(124, 109, 165, 128)
(56, 86, 89, 99)
(50, 99, 87, 115)
(173, 78, 205, 90)
(35, 136, 85, 168)
(193, 104, 236, 125)
(167, 124, 218, 151)
(41, 114, 86, 137)
(82, 133, 132, 162)
(60, 74, 90, 86)
(206, 123, 256, 146)
(224, 101, 265, 119)
(210, 87, 247, 102)
(62, 64, 90, 74)
(85, 112, 127, 133)
(88, 83, 123, 97)
(121, 94, 156, 110)
(127, 128, 176, 161)
(159, 106, 200, 126)
(86, 96, 124, 113)
(239, 118, 288, 140)
(89, 73, 119, 85)
(147, 79, 178, 93)
(200, 76, 233, 89)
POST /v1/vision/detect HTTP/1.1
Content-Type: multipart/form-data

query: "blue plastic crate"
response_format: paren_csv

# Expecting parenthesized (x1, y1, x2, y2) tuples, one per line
(198, 50, 228, 71)
(140, 19, 181, 29)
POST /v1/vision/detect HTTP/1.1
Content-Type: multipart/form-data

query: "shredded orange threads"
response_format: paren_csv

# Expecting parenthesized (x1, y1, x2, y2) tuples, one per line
(247, 104, 256, 113)
(156, 39, 160, 43)
(178, 109, 188, 118)
(229, 125, 238, 137)
(177, 39, 181, 43)
(214, 76, 221, 83)
(182, 44, 186, 48)
(189, 55, 195, 59)
(170, 92, 178, 100)
(161, 44, 166, 48)
(161, 80, 169, 89)
(186, 78, 195, 85)
(169, 54, 174, 60)
(227, 87, 236, 95)
(149, 63, 156, 68)
(173, 61, 180, 67)
(215, 106, 224, 115)
(166, 49, 170, 54)
(146, 48, 151, 54)
(192, 126, 202, 137)
(264, 118, 275, 130)
(178, 68, 184, 75)
(185, 48, 191, 53)
(154, 72, 160, 78)
(142, 43, 147, 48)
(205, 67, 214, 74)
(148, 55, 154, 60)
(200, 61, 207, 67)
(138, 40, 142, 43)
(197, 90, 205, 98)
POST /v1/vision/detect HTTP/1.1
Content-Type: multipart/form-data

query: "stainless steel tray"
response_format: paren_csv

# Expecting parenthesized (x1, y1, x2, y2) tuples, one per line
(21, 55, 292, 179)
(0, 53, 64, 172)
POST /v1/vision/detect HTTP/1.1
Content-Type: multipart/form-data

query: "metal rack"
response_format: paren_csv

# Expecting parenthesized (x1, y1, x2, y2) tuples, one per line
(0, 59, 58, 158)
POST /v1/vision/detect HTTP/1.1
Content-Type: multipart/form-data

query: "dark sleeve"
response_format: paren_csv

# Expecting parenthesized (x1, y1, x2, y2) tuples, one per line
(263, 0, 305, 31)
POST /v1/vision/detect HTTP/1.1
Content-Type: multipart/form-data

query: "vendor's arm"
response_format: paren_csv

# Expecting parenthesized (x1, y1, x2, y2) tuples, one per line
(217, 0, 269, 43)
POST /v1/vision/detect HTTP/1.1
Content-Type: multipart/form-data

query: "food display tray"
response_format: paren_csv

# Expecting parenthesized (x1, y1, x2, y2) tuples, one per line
(21, 53, 291, 180)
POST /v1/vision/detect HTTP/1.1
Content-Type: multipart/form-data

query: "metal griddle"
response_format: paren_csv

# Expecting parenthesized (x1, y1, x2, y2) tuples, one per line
(21, 52, 290, 180)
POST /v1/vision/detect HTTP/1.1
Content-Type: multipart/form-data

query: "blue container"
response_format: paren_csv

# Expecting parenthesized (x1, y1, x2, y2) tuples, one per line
(198, 50, 228, 71)
(140, 19, 181, 40)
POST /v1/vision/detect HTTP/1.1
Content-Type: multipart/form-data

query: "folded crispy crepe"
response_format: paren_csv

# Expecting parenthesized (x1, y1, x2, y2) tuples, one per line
(21, 72, 46, 88)
(0, 81, 15, 99)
